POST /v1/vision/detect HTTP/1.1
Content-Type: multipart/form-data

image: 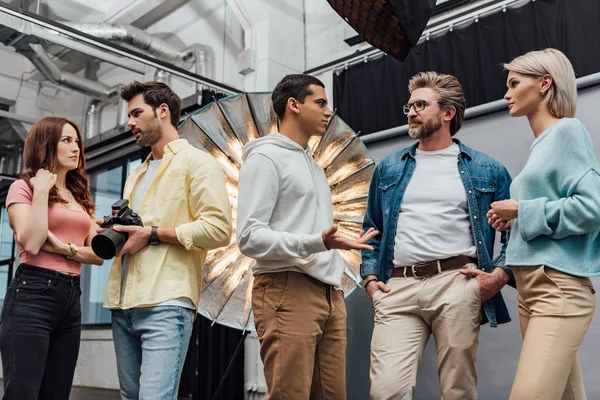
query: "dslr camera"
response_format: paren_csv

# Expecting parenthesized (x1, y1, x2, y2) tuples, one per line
(91, 199, 143, 259)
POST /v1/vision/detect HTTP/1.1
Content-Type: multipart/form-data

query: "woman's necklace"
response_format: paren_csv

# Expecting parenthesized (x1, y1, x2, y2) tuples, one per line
(57, 187, 79, 210)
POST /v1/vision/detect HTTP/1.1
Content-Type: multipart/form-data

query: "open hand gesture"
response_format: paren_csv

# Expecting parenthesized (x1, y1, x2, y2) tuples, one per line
(322, 225, 378, 251)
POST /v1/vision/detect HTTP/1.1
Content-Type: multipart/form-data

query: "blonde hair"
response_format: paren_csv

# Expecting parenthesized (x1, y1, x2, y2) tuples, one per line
(408, 72, 466, 136)
(504, 48, 577, 118)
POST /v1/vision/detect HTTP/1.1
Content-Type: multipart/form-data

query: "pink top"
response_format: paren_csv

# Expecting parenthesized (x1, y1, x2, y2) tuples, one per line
(6, 179, 92, 275)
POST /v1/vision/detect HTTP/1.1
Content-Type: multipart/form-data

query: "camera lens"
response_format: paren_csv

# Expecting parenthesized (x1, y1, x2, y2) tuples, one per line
(91, 227, 127, 259)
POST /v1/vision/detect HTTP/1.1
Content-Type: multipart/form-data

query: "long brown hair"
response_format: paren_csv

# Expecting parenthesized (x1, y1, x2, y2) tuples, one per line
(21, 116, 95, 216)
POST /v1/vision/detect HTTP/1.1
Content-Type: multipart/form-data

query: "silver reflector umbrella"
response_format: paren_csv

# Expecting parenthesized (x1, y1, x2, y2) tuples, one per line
(179, 92, 375, 330)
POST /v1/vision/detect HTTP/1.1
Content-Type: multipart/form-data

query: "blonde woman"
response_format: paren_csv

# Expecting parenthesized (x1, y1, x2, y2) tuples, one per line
(488, 49, 599, 400)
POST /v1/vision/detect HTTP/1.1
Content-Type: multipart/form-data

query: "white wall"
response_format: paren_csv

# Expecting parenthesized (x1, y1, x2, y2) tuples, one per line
(73, 330, 120, 390)
(239, 0, 306, 91)
(146, 1, 244, 93)
(304, 0, 366, 71)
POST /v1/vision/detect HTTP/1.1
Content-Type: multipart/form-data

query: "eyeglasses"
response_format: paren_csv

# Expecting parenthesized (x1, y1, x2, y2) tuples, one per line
(402, 100, 441, 115)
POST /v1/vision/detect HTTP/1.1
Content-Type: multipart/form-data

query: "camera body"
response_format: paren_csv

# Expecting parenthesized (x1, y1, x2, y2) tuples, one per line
(100, 199, 143, 230)
(91, 199, 144, 260)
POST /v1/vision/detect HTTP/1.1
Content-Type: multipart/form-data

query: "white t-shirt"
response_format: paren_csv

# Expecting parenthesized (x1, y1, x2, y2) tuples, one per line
(393, 143, 477, 267)
(120, 159, 195, 310)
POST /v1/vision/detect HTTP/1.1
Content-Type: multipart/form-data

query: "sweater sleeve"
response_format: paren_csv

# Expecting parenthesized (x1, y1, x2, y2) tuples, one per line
(519, 169, 600, 241)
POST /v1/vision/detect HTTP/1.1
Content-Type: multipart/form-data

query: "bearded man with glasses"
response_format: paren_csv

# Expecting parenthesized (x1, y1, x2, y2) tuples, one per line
(361, 72, 515, 399)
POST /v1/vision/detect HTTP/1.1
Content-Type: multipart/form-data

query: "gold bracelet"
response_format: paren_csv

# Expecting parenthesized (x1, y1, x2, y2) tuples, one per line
(66, 243, 79, 259)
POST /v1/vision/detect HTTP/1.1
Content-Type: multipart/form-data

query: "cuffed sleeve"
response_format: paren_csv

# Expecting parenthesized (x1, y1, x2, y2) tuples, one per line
(175, 155, 232, 251)
(519, 169, 600, 241)
(492, 166, 515, 287)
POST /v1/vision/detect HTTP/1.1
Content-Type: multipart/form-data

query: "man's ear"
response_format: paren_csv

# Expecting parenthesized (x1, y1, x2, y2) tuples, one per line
(443, 105, 456, 122)
(157, 103, 170, 120)
(287, 97, 301, 115)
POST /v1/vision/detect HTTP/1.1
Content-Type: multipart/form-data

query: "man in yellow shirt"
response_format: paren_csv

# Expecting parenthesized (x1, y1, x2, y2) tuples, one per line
(101, 81, 232, 400)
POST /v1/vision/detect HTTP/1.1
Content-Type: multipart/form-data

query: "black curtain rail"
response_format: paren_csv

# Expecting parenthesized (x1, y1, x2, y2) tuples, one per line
(305, 0, 516, 75)
(333, 0, 600, 137)
(433, 0, 477, 16)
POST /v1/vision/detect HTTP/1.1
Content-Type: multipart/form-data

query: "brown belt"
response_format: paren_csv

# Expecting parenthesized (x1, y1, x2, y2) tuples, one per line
(391, 255, 477, 279)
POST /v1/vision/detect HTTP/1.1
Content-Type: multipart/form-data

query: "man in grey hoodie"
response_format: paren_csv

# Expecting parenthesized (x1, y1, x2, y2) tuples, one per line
(237, 74, 377, 399)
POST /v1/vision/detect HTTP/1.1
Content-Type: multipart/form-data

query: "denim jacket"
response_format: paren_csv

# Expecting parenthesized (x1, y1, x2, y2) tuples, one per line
(361, 139, 514, 327)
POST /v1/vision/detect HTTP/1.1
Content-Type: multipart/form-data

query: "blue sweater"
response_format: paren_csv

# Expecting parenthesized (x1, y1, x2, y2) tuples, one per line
(506, 118, 600, 276)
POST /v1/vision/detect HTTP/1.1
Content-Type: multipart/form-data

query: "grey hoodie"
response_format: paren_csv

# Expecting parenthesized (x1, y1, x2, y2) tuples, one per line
(236, 132, 345, 286)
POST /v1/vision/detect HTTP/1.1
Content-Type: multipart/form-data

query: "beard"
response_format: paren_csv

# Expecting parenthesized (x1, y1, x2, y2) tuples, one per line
(136, 114, 162, 147)
(408, 116, 443, 140)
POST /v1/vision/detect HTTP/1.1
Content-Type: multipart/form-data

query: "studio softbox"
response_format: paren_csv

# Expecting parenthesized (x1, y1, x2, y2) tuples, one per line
(327, 0, 436, 61)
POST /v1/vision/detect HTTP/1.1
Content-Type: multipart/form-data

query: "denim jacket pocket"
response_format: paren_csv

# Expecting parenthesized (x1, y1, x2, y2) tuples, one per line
(472, 179, 496, 196)
(378, 176, 401, 223)
(378, 176, 401, 191)
(472, 179, 497, 214)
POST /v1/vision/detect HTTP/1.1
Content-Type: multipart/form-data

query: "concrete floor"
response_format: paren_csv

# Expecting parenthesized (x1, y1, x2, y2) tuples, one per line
(0, 383, 120, 399)
(0, 386, 188, 400)
(0, 382, 192, 399)
(66, 386, 121, 399)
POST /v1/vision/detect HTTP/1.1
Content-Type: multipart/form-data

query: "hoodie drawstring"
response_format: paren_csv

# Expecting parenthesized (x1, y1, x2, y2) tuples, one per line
(304, 148, 320, 206)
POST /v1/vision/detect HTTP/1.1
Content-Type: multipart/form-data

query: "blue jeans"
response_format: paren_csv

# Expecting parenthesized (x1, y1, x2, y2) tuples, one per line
(111, 306, 195, 400)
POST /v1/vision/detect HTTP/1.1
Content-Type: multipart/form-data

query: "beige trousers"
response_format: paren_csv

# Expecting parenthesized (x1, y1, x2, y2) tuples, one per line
(510, 265, 596, 400)
(370, 265, 482, 400)
(252, 271, 347, 400)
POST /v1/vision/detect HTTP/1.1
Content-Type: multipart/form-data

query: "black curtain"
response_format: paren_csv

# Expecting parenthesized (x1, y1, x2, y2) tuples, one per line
(179, 315, 246, 400)
(333, 0, 600, 136)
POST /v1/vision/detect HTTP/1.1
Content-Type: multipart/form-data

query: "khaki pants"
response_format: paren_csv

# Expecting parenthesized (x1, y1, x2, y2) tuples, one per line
(370, 265, 481, 400)
(510, 265, 596, 400)
(252, 271, 347, 400)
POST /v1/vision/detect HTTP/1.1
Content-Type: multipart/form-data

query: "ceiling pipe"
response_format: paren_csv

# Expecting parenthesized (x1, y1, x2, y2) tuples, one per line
(64, 24, 215, 92)
(64, 23, 197, 69)
(21, 44, 119, 102)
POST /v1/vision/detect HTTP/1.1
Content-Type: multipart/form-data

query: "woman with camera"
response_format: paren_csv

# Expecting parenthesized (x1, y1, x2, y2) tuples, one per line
(0, 116, 103, 399)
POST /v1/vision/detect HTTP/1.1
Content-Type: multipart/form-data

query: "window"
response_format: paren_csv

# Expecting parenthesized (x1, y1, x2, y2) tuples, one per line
(127, 158, 142, 175)
(79, 155, 143, 325)
(80, 164, 124, 325)
(0, 207, 14, 306)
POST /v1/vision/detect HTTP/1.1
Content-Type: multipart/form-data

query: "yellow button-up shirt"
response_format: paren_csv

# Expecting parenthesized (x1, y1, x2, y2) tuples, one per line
(103, 139, 232, 310)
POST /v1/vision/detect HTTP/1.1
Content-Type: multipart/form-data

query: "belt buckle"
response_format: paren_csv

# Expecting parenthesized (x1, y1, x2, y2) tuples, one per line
(410, 261, 430, 279)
